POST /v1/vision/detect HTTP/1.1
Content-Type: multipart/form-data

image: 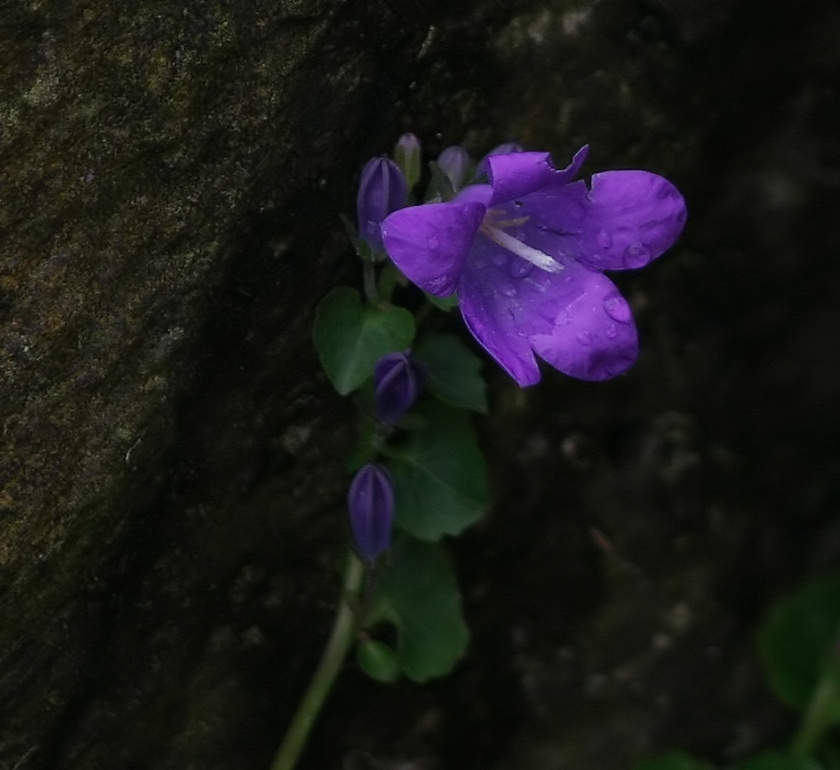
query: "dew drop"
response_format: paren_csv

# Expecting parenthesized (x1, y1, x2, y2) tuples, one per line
(499, 283, 517, 297)
(604, 323, 618, 339)
(576, 330, 594, 346)
(508, 259, 533, 278)
(492, 252, 508, 267)
(596, 229, 612, 249)
(603, 294, 632, 324)
(427, 235, 440, 251)
(623, 242, 652, 268)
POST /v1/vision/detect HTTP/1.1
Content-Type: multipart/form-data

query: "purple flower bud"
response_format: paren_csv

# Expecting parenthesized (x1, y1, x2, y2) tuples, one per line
(436, 146, 470, 189)
(394, 133, 421, 190)
(374, 351, 425, 425)
(357, 157, 407, 252)
(348, 463, 395, 563)
(486, 141, 525, 156)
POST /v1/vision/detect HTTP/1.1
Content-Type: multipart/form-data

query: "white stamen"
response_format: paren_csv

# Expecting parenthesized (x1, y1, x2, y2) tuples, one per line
(481, 223, 564, 274)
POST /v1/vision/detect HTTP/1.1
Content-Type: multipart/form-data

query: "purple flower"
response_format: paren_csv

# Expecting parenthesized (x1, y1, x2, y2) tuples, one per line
(381, 146, 686, 385)
(357, 157, 408, 252)
(348, 463, 395, 564)
(374, 351, 425, 425)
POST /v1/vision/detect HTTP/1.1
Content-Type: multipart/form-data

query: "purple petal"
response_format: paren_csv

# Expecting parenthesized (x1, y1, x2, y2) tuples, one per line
(381, 200, 485, 296)
(456, 236, 559, 386)
(527, 263, 639, 380)
(458, 239, 638, 383)
(521, 170, 686, 271)
(486, 146, 589, 207)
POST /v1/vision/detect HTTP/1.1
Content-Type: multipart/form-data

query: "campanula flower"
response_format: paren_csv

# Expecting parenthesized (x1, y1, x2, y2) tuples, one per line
(348, 463, 395, 563)
(374, 350, 425, 425)
(381, 146, 686, 384)
(357, 157, 407, 252)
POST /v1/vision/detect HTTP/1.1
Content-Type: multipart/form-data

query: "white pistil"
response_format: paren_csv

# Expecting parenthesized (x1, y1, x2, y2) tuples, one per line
(480, 222, 564, 274)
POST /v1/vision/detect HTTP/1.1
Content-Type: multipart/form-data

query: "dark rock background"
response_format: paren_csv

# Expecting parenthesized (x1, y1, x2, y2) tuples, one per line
(1, 0, 839, 768)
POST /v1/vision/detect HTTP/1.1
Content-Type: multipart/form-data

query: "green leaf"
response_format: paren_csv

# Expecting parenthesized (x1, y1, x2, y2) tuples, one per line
(389, 401, 489, 540)
(633, 751, 716, 770)
(368, 537, 469, 681)
(415, 333, 487, 413)
(757, 573, 840, 715)
(732, 751, 824, 770)
(312, 286, 415, 395)
(356, 639, 401, 683)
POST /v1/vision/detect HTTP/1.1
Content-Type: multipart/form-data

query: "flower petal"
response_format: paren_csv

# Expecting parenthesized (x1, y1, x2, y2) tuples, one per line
(521, 170, 686, 271)
(486, 146, 589, 207)
(459, 237, 638, 384)
(457, 236, 545, 386)
(527, 261, 639, 380)
(381, 200, 485, 296)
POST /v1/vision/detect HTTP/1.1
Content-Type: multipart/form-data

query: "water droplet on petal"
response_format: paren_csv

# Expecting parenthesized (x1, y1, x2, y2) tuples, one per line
(623, 242, 652, 268)
(563, 275, 574, 283)
(576, 330, 593, 346)
(604, 323, 618, 339)
(491, 252, 508, 267)
(427, 235, 440, 250)
(508, 259, 533, 278)
(596, 229, 612, 249)
(499, 283, 517, 297)
(603, 294, 633, 324)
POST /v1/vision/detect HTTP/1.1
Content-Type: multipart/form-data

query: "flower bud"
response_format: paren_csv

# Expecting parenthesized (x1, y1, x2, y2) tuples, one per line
(348, 463, 395, 564)
(393, 132, 422, 191)
(374, 351, 425, 425)
(436, 146, 470, 189)
(357, 157, 407, 252)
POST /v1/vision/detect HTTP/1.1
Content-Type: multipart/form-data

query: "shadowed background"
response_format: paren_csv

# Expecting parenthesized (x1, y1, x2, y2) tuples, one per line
(1, 0, 839, 768)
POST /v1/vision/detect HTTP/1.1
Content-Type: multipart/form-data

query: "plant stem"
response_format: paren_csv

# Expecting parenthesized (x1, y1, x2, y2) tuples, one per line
(363, 260, 378, 304)
(269, 553, 365, 770)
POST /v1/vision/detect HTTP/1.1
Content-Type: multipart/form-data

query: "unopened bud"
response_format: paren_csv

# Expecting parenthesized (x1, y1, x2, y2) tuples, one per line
(394, 133, 422, 191)
(348, 463, 395, 564)
(436, 146, 470, 189)
(374, 351, 425, 425)
(357, 157, 407, 252)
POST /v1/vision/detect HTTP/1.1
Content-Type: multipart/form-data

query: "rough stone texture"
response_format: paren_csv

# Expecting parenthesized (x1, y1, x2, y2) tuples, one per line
(2, 0, 840, 768)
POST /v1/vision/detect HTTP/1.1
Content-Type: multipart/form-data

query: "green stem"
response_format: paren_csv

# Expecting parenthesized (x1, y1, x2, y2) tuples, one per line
(270, 553, 365, 770)
(791, 662, 840, 756)
(362, 260, 378, 304)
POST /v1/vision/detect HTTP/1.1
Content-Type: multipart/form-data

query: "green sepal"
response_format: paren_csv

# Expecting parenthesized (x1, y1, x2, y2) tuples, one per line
(312, 286, 415, 395)
(388, 401, 489, 540)
(424, 291, 459, 312)
(356, 638, 401, 683)
(366, 536, 469, 682)
(415, 333, 487, 414)
(426, 160, 456, 202)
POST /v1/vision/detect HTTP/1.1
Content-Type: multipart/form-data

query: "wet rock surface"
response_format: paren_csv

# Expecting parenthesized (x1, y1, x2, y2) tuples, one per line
(2, 0, 839, 768)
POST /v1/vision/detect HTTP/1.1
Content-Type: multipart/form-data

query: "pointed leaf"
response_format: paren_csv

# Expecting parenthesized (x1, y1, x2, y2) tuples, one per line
(312, 286, 415, 395)
(757, 573, 840, 716)
(415, 333, 488, 413)
(390, 402, 489, 540)
(369, 537, 469, 681)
